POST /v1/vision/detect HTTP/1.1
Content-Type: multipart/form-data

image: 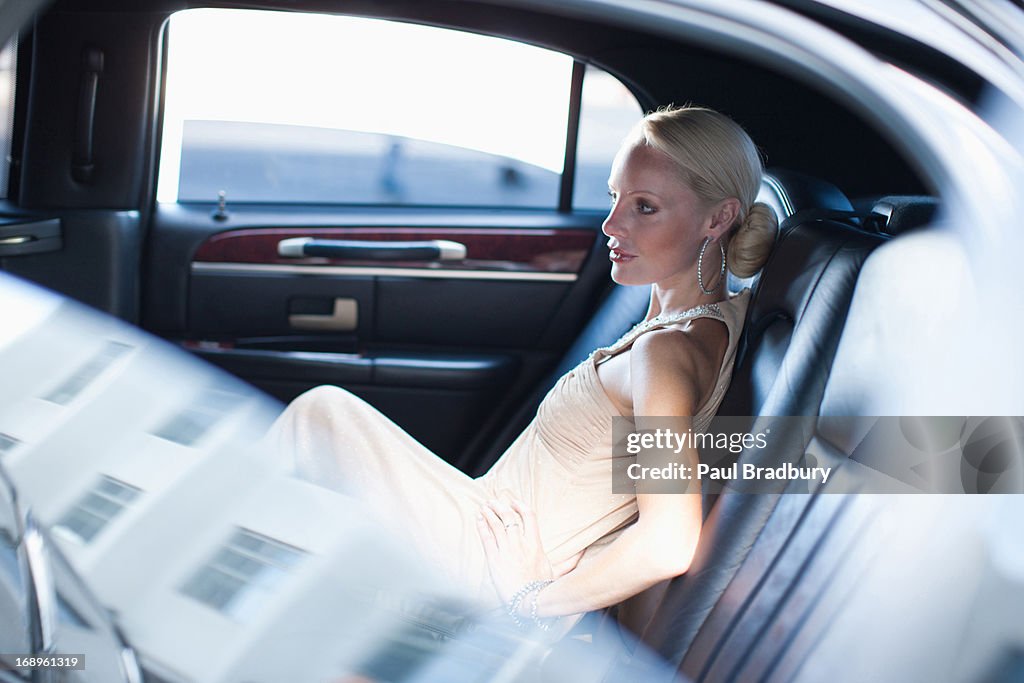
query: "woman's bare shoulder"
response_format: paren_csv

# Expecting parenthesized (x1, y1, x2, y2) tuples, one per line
(628, 322, 727, 415)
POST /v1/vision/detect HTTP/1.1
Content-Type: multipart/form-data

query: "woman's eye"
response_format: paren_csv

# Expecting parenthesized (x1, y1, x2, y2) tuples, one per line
(607, 190, 617, 205)
(638, 202, 656, 215)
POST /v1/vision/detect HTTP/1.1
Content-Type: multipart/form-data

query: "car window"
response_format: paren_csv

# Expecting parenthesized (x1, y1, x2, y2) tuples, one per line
(573, 65, 644, 210)
(156, 9, 640, 210)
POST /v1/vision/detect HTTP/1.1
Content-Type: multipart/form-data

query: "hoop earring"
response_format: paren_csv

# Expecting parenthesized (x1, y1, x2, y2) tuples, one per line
(697, 236, 726, 295)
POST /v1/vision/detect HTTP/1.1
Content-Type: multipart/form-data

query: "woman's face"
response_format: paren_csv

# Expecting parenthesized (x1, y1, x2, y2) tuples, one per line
(602, 143, 717, 288)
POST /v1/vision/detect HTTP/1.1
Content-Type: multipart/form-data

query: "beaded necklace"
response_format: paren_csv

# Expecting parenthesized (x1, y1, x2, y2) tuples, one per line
(591, 301, 724, 361)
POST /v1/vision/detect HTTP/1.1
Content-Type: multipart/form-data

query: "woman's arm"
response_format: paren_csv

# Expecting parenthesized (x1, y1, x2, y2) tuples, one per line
(479, 328, 712, 619)
(530, 329, 707, 617)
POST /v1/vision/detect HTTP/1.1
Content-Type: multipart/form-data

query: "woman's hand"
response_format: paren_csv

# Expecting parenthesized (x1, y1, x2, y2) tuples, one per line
(476, 496, 580, 608)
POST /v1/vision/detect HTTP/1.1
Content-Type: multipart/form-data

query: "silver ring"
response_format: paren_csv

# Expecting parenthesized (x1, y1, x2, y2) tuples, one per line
(504, 522, 521, 530)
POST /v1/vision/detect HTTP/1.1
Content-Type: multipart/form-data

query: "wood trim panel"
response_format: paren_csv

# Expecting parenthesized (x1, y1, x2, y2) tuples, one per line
(192, 227, 596, 273)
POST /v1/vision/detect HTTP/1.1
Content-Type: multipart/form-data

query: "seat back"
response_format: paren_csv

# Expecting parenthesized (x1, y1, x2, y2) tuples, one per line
(617, 197, 884, 675)
(718, 217, 879, 417)
(652, 228, 957, 681)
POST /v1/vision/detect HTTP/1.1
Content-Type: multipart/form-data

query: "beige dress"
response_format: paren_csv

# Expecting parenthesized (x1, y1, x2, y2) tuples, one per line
(269, 289, 750, 611)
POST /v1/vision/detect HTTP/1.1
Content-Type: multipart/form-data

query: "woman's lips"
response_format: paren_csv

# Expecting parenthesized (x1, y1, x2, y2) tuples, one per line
(609, 248, 636, 263)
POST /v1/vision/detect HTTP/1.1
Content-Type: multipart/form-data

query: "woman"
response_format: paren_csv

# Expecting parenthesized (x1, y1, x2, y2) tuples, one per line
(269, 105, 777, 634)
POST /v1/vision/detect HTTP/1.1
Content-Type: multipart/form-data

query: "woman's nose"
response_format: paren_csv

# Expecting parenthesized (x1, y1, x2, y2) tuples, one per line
(602, 205, 625, 237)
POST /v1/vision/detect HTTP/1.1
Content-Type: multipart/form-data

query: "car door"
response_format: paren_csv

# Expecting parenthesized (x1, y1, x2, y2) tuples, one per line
(138, 9, 644, 469)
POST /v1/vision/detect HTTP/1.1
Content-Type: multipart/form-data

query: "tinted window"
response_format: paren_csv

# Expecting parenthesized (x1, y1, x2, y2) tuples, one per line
(159, 10, 573, 208)
(158, 10, 641, 210)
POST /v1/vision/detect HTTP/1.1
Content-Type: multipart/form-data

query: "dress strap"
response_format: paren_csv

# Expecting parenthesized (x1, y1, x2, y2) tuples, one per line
(591, 300, 727, 365)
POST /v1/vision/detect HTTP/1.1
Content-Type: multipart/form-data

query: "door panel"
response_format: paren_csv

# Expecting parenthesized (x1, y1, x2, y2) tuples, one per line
(144, 204, 611, 466)
(186, 224, 592, 345)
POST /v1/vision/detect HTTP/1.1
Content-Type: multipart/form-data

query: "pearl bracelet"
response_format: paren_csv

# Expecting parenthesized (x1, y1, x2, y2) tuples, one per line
(506, 579, 554, 629)
(529, 579, 555, 631)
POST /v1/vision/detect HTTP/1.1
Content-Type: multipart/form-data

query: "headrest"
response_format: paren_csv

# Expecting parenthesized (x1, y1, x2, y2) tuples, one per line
(759, 168, 855, 223)
(741, 169, 857, 293)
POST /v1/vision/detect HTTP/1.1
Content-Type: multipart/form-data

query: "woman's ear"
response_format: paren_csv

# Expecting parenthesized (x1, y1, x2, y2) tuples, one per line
(708, 198, 741, 239)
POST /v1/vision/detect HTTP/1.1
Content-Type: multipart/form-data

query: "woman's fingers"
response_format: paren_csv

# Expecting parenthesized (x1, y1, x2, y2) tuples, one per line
(488, 499, 519, 525)
(508, 498, 538, 538)
(486, 499, 524, 537)
(479, 503, 507, 543)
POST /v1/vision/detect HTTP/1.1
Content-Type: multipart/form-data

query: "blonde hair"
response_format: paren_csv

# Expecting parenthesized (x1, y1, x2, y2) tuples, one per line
(628, 105, 778, 278)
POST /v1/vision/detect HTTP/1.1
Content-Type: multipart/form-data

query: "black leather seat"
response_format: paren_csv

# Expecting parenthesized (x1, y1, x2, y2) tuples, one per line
(641, 224, 944, 681)
(604, 179, 885, 678)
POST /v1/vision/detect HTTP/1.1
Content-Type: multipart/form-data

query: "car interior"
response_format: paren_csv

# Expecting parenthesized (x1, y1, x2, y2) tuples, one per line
(0, 0, 982, 680)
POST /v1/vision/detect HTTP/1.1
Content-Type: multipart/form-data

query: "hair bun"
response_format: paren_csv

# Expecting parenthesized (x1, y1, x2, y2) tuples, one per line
(728, 201, 778, 278)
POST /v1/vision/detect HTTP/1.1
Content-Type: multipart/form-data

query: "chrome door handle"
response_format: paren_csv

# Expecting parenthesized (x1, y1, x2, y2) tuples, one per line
(277, 237, 467, 261)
